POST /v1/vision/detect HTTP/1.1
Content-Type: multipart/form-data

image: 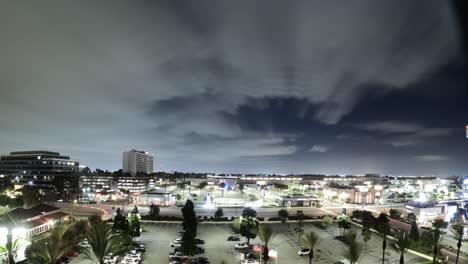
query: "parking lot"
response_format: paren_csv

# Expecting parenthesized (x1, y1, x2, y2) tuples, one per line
(68, 222, 427, 264)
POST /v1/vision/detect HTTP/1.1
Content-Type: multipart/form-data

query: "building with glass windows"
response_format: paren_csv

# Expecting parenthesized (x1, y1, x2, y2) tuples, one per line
(122, 149, 153, 176)
(0, 150, 79, 176)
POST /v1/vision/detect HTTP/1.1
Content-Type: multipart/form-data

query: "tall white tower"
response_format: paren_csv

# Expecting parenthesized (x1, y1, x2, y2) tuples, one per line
(122, 150, 154, 176)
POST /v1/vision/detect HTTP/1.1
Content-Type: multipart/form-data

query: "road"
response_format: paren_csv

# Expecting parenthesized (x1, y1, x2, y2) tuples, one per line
(54, 201, 398, 220)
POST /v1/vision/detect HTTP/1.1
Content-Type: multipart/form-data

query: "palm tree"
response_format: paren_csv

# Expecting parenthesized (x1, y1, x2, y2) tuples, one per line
(343, 230, 362, 264)
(28, 222, 71, 264)
(0, 237, 27, 264)
(343, 241, 362, 264)
(83, 221, 129, 264)
(395, 231, 410, 264)
(450, 224, 464, 264)
(302, 231, 320, 264)
(432, 219, 448, 264)
(375, 213, 390, 264)
(258, 225, 276, 263)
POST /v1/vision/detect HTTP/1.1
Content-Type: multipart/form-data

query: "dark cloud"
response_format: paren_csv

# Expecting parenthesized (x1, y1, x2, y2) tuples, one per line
(0, 0, 465, 175)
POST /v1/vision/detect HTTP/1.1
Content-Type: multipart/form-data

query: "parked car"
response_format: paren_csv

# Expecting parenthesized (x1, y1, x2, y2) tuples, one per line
(191, 257, 210, 264)
(227, 236, 240, 241)
(234, 243, 249, 250)
(241, 260, 259, 264)
(169, 251, 188, 259)
(66, 251, 79, 257)
(171, 240, 182, 247)
(297, 248, 310, 256)
(194, 247, 205, 255)
(195, 238, 205, 244)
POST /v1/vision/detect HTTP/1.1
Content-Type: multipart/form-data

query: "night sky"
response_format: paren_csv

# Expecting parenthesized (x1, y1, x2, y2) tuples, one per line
(0, 1, 466, 175)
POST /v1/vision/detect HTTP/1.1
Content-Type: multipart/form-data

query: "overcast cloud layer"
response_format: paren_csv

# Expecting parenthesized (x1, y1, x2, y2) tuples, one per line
(0, 0, 466, 175)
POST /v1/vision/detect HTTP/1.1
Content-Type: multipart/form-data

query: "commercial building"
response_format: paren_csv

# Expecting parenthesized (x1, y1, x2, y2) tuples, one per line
(131, 191, 175, 206)
(80, 175, 155, 194)
(404, 201, 458, 227)
(0, 151, 80, 199)
(0, 150, 79, 176)
(276, 194, 321, 207)
(0, 204, 69, 239)
(122, 150, 153, 176)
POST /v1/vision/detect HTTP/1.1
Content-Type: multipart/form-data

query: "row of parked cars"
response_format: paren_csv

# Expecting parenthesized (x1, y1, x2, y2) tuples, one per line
(66, 238, 145, 264)
(169, 232, 209, 264)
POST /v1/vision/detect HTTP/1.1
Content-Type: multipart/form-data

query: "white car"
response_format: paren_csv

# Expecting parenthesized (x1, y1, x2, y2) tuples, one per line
(169, 251, 188, 259)
(234, 243, 249, 250)
(339, 260, 358, 264)
(170, 240, 182, 247)
(121, 259, 140, 264)
(297, 248, 310, 256)
(78, 240, 91, 248)
(241, 260, 259, 264)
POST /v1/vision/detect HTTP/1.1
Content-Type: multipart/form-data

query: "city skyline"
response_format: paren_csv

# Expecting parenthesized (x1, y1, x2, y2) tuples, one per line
(0, 1, 467, 175)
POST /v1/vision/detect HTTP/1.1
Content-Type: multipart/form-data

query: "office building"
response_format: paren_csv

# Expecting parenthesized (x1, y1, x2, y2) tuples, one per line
(122, 150, 153, 176)
(0, 150, 79, 176)
(0, 150, 80, 199)
(80, 175, 155, 193)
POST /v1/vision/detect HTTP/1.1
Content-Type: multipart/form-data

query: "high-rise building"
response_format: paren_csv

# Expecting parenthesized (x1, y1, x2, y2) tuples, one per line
(122, 150, 153, 176)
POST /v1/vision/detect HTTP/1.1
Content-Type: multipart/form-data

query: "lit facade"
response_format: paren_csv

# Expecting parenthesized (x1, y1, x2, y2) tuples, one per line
(80, 175, 155, 193)
(122, 150, 153, 176)
(0, 150, 79, 175)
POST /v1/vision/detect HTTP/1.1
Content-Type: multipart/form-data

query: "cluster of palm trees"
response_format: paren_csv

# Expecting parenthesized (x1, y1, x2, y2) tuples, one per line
(26, 219, 88, 264)
(24, 218, 131, 264)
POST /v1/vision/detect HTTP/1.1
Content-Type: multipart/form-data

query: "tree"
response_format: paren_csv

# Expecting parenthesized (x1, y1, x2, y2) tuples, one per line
(294, 210, 305, 242)
(181, 200, 198, 257)
(88, 214, 102, 226)
(0, 236, 27, 264)
(450, 224, 464, 264)
(84, 221, 130, 264)
(278, 209, 289, 231)
(27, 222, 71, 264)
(113, 208, 129, 232)
(238, 183, 245, 195)
(240, 216, 259, 245)
(70, 219, 90, 242)
(389, 209, 402, 220)
(337, 214, 351, 236)
(343, 239, 362, 264)
(361, 211, 375, 230)
(432, 219, 448, 264)
(302, 231, 320, 264)
(362, 225, 372, 250)
(375, 213, 390, 264)
(242, 207, 257, 218)
(198, 181, 208, 190)
(409, 221, 420, 241)
(214, 207, 224, 219)
(21, 185, 40, 208)
(323, 215, 333, 228)
(128, 211, 141, 241)
(395, 231, 410, 264)
(258, 225, 276, 263)
(149, 203, 160, 218)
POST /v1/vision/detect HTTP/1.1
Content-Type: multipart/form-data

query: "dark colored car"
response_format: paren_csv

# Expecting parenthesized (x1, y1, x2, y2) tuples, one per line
(194, 247, 205, 255)
(191, 257, 209, 264)
(66, 251, 79, 257)
(227, 236, 240, 241)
